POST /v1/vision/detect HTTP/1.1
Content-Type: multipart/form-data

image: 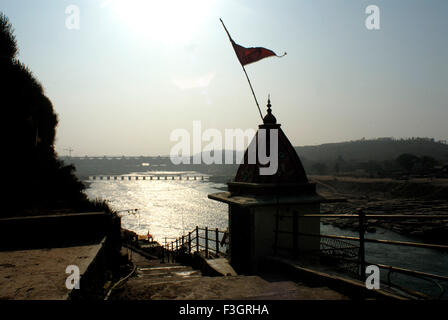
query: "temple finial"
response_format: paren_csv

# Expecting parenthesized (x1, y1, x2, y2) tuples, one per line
(263, 94, 277, 124)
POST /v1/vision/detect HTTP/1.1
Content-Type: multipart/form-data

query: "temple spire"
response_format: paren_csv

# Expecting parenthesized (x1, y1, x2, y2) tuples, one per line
(263, 95, 277, 124)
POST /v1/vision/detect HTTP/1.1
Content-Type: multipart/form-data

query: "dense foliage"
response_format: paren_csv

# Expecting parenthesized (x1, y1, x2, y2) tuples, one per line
(0, 13, 111, 216)
(296, 138, 447, 177)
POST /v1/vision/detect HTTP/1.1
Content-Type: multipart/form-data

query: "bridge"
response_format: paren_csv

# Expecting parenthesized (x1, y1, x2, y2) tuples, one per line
(61, 156, 171, 163)
(88, 175, 209, 181)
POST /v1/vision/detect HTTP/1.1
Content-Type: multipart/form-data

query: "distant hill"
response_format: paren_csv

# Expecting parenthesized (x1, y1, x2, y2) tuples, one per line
(294, 138, 448, 164)
(65, 138, 448, 179)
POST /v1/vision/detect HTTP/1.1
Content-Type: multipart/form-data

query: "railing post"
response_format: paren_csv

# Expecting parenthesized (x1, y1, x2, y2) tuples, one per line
(215, 228, 219, 256)
(358, 209, 366, 281)
(182, 235, 184, 251)
(166, 242, 169, 262)
(273, 199, 279, 254)
(188, 232, 191, 254)
(196, 226, 199, 253)
(162, 238, 166, 263)
(167, 239, 170, 263)
(205, 227, 209, 258)
(293, 211, 298, 257)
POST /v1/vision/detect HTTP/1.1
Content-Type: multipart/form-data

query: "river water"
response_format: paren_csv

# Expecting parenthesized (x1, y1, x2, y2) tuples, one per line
(84, 171, 448, 299)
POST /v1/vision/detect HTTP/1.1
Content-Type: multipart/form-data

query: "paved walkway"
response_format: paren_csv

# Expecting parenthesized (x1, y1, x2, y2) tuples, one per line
(111, 252, 348, 300)
(0, 243, 103, 300)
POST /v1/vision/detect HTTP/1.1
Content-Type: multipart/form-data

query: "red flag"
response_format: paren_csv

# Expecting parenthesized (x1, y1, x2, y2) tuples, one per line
(220, 19, 286, 67)
(220, 18, 286, 120)
(231, 41, 284, 66)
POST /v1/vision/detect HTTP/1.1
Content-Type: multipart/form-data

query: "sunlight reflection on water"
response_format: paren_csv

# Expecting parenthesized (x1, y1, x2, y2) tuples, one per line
(84, 172, 228, 242)
(85, 172, 448, 298)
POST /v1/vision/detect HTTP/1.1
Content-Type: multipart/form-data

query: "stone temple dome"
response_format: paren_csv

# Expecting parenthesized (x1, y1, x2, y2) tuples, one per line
(208, 98, 326, 273)
(231, 98, 311, 195)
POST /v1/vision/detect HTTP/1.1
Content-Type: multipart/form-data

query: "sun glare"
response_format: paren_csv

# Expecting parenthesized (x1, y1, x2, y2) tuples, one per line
(110, 0, 215, 44)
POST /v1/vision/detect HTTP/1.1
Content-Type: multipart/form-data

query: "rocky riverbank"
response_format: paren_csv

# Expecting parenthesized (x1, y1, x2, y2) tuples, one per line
(312, 176, 448, 244)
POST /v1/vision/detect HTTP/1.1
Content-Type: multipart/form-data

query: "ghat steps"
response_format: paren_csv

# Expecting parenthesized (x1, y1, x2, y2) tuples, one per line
(110, 251, 348, 300)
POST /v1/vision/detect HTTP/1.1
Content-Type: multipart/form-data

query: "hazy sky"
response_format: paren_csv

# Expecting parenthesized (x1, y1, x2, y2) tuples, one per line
(2, 0, 447, 156)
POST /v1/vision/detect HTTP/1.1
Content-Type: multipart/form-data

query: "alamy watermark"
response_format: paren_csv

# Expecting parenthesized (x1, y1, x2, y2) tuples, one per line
(365, 265, 380, 289)
(64, 4, 380, 31)
(65, 5, 80, 30)
(65, 265, 80, 289)
(365, 5, 380, 30)
(169, 121, 279, 176)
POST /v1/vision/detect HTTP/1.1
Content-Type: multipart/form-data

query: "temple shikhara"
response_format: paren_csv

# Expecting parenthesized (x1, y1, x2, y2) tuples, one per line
(209, 98, 326, 273)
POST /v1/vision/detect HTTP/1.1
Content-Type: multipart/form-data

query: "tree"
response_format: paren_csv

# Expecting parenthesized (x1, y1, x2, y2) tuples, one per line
(420, 156, 437, 173)
(0, 13, 17, 59)
(0, 12, 106, 215)
(311, 162, 328, 175)
(396, 153, 419, 173)
(365, 160, 383, 177)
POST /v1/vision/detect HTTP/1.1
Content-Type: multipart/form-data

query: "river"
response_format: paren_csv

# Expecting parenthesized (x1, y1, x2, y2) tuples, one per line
(84, 171, 448, 299)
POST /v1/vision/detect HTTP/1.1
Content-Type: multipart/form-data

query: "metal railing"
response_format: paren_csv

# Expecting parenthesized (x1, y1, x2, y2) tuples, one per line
(273, 210, 448, 299)
(161, 226, 228, 262)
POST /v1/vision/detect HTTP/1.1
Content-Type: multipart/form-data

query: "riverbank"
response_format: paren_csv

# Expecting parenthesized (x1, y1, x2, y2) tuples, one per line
(312, 175, 448, 244)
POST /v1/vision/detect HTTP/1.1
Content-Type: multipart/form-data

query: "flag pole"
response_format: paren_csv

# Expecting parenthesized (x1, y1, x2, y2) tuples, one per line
(241, 64, 264, 121)
(220, 19, 264, 122)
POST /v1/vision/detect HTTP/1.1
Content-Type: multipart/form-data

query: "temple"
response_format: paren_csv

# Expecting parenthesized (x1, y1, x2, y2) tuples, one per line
(209, 98, 326, 274)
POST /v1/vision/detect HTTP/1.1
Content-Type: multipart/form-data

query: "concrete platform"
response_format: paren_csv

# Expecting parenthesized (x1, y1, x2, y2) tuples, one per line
(0, 241, 105, 300)
(111, 252, 348, 300)
(261, 255, 406, 300)
(117, 274, 349, 300)
(206, 258, 237, 276)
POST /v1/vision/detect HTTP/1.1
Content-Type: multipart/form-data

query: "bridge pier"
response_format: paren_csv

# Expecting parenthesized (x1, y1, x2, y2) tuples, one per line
(88, 174, 209, 181)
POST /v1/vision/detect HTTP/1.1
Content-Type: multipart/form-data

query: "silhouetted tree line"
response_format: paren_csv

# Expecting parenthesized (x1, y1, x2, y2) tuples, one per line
(305, 153, 441, 178)
(395, 154, 438, 175)
(0, 13, 109, 216)
(295, 136, 448, 165)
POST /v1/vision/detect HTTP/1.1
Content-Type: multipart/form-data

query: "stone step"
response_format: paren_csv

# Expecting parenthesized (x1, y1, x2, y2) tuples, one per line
(140, 261, 184, 267)
(137, 265, 188, 271)
(114, 275, 349, 300)
(137, 268, 201, 278)
(135, 273, 203, 285)
(140, 276, 204, 287)
(121, 250, 206, 292)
